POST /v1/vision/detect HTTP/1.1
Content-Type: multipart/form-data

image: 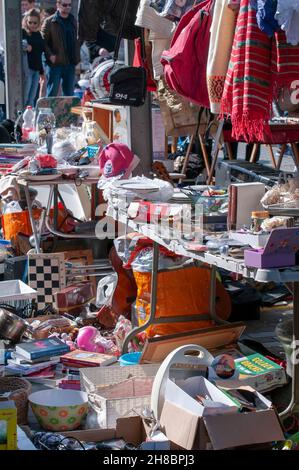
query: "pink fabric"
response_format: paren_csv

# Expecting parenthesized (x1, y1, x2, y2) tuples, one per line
(99, 143, 134, 178)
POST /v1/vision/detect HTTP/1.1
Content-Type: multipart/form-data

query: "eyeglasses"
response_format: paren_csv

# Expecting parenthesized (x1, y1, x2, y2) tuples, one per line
(59, 2, 72, 7)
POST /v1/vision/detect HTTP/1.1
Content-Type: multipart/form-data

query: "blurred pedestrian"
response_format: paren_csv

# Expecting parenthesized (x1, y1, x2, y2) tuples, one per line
(21, 0, 36, 15)
(40, 7, 56, 25)
(38, 7, 57, 98)
(22, 9, 45, 107)
(41, 0, 80, 97)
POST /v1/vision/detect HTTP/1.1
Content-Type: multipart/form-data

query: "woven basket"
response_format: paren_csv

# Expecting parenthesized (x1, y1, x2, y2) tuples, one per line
(0, 377, 32, 424)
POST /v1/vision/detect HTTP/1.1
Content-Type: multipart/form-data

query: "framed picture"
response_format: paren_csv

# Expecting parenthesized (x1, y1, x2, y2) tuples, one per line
(64, 249, 96, 290)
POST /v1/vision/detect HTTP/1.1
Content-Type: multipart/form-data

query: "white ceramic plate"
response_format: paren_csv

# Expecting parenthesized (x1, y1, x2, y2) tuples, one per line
(116, 181, 160, 192)
(27, 172, 62, 181)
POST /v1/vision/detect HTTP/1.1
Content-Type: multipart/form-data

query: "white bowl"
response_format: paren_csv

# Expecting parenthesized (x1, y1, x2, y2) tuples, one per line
(29, 389, 89, 431)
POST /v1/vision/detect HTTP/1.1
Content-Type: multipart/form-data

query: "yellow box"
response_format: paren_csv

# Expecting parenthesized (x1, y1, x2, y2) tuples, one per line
(0, 401, 17, 450)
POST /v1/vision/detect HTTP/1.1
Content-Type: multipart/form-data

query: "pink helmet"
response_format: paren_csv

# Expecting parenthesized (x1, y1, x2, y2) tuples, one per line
(99, 143, 134, 178)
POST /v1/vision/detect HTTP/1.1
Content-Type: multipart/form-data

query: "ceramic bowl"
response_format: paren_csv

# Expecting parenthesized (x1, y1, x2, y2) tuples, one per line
(29, 389, 89, 432)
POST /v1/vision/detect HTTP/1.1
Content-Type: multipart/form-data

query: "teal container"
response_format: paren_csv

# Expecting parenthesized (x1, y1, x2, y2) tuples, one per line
(119, 352, 142, 367)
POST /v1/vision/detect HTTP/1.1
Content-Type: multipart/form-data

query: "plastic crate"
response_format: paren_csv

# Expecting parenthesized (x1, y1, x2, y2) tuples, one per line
(0, 280, 37, 313)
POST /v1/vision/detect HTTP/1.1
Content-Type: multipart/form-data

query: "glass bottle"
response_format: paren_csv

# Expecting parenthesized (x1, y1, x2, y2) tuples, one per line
(36, 108, 56, 146)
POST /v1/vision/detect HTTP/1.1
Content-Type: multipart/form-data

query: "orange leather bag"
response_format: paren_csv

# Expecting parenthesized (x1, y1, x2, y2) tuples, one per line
(133, 264, 231, 338)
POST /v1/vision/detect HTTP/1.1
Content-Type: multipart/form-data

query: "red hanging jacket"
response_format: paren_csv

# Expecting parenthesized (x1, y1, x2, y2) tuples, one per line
(161, 0, 214, 108)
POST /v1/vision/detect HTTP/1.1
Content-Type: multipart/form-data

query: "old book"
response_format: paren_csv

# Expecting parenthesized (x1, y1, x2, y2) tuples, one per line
(60, 349, 118, 367)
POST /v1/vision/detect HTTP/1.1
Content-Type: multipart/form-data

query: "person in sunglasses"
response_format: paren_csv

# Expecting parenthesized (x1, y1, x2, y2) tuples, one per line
(41, 0, 80, 97)
(22, 9, 46, 107)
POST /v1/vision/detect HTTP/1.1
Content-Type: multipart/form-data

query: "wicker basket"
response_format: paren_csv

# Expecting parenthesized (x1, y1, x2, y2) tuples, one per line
(0, 377, 32, 424)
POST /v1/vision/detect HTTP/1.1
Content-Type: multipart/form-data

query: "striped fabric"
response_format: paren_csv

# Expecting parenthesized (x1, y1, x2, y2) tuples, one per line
(221, 0, 299, 142)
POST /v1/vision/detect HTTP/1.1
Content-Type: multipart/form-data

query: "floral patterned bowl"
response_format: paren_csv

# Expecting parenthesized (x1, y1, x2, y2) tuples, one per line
(29, 390, 89, 432)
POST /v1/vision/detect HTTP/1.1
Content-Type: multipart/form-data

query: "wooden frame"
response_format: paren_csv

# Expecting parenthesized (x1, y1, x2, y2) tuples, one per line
(64, 249, 96, 290)
(140, 323, 246, 364)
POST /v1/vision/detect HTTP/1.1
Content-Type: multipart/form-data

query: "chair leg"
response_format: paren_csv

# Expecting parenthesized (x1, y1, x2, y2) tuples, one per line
(226, 142, 235, 160)
(249, 143, 260, 163)
(164, 134, 168, 159)
(267, 145, 277, 169)
(198, 134, 211, 180)
(207, 120, 224, 185)
(179, 135, 195, 185)
(171, 136, 178, 154)
(276, 144, 286, 170)
(291, 143, 299, 170)
(207, 146, 220, 185)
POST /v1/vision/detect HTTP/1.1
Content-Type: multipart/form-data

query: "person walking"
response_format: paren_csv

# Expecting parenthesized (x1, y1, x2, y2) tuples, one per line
(21, 0, 36, 16)
(41, 0, 80, 97)
(22, 9, 45, 107)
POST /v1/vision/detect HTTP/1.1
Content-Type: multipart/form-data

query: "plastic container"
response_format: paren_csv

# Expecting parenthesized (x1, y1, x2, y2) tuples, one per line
(119, 352, 142, 367)
(22, 106, 35, 141)
(36, 108, 56, 133)
(250, 211, 269, 233)
(87, 145, 100, 159)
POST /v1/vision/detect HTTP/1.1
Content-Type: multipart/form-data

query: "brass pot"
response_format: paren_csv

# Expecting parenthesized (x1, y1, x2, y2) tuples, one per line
(0, 309, 28, 342)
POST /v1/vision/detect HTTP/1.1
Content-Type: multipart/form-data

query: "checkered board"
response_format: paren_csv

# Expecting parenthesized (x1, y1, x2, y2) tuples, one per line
(28, 253, 66, 311)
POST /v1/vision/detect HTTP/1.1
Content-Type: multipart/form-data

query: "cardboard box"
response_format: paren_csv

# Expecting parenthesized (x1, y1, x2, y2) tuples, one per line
(160, 378, 284, 450)
(61, 415, 171, 450)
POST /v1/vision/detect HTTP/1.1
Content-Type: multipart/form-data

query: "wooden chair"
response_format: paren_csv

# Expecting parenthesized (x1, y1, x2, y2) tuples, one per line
(207, 119, 299, 184)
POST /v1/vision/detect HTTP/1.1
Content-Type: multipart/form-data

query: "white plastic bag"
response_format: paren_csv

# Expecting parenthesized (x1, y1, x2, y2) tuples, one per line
(96, 273, 118, 308)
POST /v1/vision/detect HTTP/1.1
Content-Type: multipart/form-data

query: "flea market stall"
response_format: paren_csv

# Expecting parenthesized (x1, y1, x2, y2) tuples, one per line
(2, 0, 299, 453)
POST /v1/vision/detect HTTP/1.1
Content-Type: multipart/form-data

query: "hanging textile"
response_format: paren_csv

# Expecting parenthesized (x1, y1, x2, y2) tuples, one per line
(207, 0, 238, 114)
(136, 0, 174, 36)
(135, 0, 174, 79)
(275, 1, 299, 46)
(254, 0, 280, 37)
(221, 0, 299, 142)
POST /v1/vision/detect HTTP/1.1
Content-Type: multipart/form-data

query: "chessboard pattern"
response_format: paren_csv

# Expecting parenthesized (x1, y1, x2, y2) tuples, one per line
(28, 253, 66, 311)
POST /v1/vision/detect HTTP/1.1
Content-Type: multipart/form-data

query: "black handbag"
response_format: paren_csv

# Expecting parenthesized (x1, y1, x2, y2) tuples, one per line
(97, 0, 147, 107)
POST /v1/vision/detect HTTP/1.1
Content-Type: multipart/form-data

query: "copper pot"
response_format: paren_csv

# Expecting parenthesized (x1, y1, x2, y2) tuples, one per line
(0, 309, 28, 342)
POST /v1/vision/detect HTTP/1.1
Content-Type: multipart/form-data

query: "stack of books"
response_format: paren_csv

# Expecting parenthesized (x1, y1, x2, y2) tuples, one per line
(6, 337, 70, 380)
(0, 143, 37, 174)
(59, 349, 118, 390)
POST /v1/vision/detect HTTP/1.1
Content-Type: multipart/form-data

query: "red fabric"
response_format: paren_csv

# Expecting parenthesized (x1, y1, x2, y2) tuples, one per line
(133, 37, 157, 92)
(221, 0, 299, 143)
(223, 124, 299, 144)
(35, 154, 57, 169)
(161, 0, 213, 108)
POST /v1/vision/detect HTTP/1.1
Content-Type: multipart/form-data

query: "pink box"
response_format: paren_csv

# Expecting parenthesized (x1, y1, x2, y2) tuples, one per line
(244, 227, 299, 268)
(244, 249, 295, 268)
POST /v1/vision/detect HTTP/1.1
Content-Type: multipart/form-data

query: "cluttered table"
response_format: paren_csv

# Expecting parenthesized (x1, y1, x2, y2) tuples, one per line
(107, 184, 299, 419)
(16, 175, 101, 254)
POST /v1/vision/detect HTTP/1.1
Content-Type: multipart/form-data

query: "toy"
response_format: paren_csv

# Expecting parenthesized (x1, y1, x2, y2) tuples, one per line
(0, 401, 17, 450)
(211, 354, 235, 379)
(76, 326, 114, 354)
